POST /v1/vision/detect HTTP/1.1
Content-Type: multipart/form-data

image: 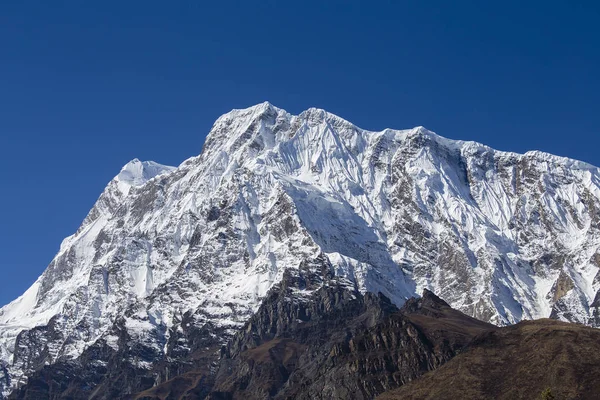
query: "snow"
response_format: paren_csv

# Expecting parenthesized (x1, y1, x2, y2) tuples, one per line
(0, 280, 41, 326)
(116, 159, 176, 195)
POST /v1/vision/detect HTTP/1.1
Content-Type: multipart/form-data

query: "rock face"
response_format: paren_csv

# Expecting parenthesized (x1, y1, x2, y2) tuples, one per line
(2, 102, 600, 397)
(202, 274, 494, 400)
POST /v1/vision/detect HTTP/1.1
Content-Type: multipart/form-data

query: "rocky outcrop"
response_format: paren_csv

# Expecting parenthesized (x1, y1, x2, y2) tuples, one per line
(134, 267, 495, 400)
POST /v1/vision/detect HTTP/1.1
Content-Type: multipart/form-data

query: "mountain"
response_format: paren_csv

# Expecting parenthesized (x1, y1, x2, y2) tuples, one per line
(2, 102, 600, 397)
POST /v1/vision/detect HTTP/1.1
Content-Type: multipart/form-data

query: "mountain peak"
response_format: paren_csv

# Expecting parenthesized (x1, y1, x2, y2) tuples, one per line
(214, 101, 280, 124)
(115, 159, 175, 195)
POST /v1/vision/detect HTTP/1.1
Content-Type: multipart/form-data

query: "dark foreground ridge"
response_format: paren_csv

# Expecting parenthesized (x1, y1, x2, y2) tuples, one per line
(378, 318, 600, 400)
(10, 261, 600, 399)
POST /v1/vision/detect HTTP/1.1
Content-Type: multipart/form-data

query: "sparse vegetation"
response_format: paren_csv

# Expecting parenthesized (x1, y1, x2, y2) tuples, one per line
(540, 387, 555, 400)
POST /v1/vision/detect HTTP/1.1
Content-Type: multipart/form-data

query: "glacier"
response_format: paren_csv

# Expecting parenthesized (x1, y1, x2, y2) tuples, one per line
(2, 102, 600, 397)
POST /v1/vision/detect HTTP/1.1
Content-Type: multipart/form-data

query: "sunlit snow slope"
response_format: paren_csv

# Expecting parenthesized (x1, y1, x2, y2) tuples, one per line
(2, 102, 600, 396)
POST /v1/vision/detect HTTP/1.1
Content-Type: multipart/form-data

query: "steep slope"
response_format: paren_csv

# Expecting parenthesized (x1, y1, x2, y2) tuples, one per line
(2, 102, 600, 397)
(378, 319, 600, 400)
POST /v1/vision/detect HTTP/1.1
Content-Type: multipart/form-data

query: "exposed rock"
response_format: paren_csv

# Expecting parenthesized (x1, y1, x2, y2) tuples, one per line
(133, 271, 494, 400)
(549, 270, 575, 305)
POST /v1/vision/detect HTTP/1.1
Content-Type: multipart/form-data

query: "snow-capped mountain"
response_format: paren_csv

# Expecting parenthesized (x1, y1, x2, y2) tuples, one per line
(2, 102, 600, 397)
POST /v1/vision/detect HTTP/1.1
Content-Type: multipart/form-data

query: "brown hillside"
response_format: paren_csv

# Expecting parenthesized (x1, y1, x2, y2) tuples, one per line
(378, 319, 600, 400)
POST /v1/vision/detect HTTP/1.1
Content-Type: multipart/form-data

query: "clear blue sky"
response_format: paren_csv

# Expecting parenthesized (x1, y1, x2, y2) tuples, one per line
(1, 1, 599, 306)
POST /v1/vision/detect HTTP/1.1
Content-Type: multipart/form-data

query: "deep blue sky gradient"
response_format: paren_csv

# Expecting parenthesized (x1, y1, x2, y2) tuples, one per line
(1, 1, 599, 306)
